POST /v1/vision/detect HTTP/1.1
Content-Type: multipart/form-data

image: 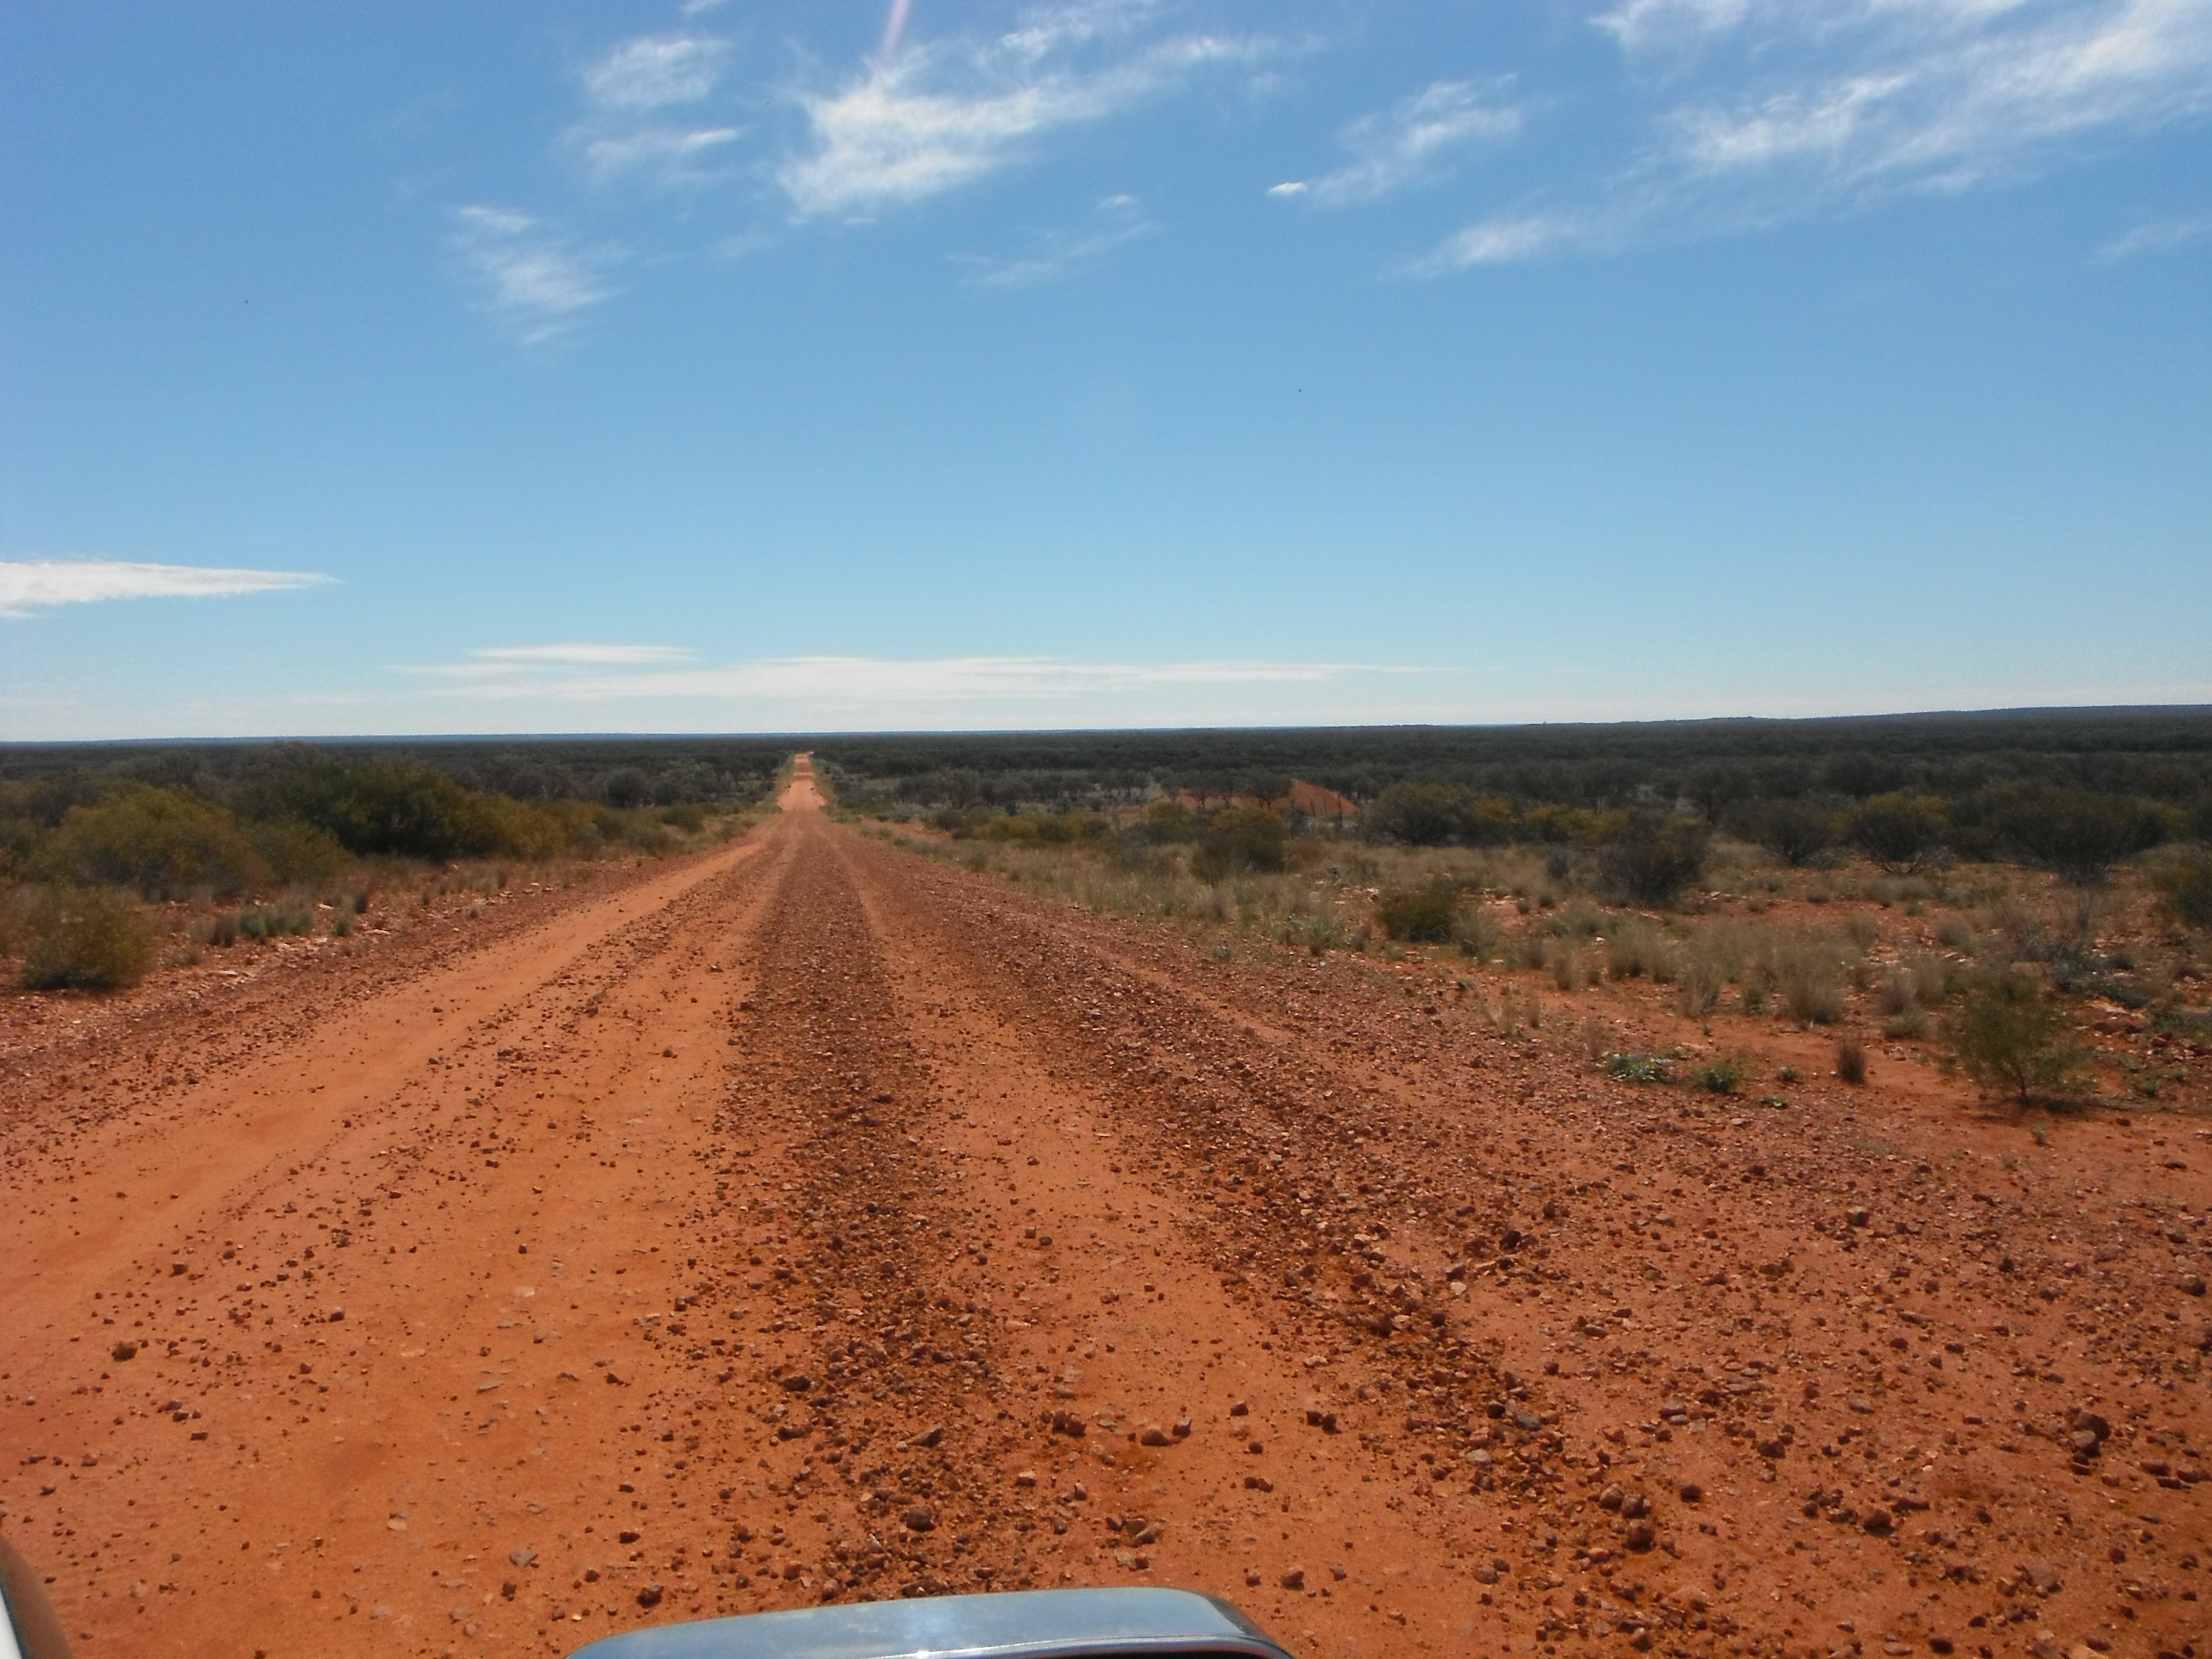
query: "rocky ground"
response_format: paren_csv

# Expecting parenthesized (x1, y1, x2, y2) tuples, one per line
(2, 761, 2207, 1659)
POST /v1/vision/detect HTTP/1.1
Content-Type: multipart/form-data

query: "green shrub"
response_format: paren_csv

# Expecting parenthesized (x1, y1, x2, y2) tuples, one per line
(1376, 884, 1458, 943)
(1748, 799, 1839, 866)
(248, 816, 348, 884)
(1988, 785, 2174, 884)
(1849, 794, 1947, 873)
(1941, 970, 2086, 1103)
(238, 904, 314, 941)
(1592, 812, 1710, 907)
(1606, 1051, 1672, 1084)
(41, 785, 266, 899)
(2156, 853, 2212, 930)
(1691, 1056, 1745, 1094)
(1192, 807, 1288, 882)
(1362, 782, 1467, 847)
(9, 885, 155, 990)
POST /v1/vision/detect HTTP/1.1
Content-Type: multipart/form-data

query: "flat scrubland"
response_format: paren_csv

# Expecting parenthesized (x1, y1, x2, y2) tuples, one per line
(0, 742, 2207, 1659)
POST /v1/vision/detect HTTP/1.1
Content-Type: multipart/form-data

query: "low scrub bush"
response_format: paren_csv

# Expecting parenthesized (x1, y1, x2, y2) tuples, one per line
(1606, 917, 1680, 983)
(40, 785, 266, 900)
(1987, 784, 2174, 884)
(2156, 853, 2212, 930)
(239, 904, 314, 941)
(1941, 970, 2086, 1103)
(1192, 807, 1288, 882)
(1592, 812, 1710, 908)
(1376, 884, 1458, 943)
(1676, 948, 1728, 1017)
(1606, 1051, 1673, 1084)
(1836, 1035, 1867, 1085)
(9, 885, 155, 990)
(1774, 940, 1848, 1025)
(1850, 794, 1947, 873)
(1746, 799, 1839, 866)
(1691, 1055, 1746, 1094)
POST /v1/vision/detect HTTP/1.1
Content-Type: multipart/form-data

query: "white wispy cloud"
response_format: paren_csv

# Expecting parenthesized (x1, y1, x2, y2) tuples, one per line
(569, 30, 744, 189)
(0, 559, 330, 619)
(780, 1, 1270, 218)
(585, 34, 730, 111)
(1410, 211, 1597, 273)
(1423, 0, 2212, 268)
(2101, 208, 2212, 256)
(955, 193, 1156, 286)
(1272, 79, 1523, 207)
(578, 124, 744, 186)
(472, 643, 697, 667)
(451, 206, 615, 340)
(401, 652, 1373, 705)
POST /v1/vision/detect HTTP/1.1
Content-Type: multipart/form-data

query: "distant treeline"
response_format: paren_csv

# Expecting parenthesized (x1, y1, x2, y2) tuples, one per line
(0, 738, 786, 896)
(815, 709, 2212, 886)
(813, 707, 2212, 812)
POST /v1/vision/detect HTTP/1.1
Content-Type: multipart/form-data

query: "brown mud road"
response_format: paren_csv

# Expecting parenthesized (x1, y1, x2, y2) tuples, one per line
(5, 755, 2209, 1659)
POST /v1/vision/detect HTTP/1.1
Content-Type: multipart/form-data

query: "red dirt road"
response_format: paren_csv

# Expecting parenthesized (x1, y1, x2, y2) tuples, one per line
(4, 757, 2209, 1659)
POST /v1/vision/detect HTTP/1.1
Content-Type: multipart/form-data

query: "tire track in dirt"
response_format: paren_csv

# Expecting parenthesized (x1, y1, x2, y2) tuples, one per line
(0, 831, 799, 1656)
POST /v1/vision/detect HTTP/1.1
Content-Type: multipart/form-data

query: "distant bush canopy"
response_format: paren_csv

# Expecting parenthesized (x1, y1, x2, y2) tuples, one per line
(246, 759, 570, 861)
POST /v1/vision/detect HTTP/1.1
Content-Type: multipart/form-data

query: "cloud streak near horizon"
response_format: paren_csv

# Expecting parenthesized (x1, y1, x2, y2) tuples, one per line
(402, 650, 1393, 706)
(0, 560, 330, 619)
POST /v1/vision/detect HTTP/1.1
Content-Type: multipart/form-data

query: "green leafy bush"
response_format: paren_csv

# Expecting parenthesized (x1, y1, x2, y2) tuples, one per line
(1941, 970, 2085, 1103)
(8, 885, 155, 990)
(41, 785, 266, 899)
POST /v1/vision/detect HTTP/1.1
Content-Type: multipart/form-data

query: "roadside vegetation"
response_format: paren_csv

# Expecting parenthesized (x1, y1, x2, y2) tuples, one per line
(0, 741, 775, 991)
(822, 717, 2212, 1120)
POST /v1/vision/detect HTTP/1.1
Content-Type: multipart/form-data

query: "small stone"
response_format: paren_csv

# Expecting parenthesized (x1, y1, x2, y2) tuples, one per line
(508, 1548, 537, 1567)
(1279, 1567, 1305, 1591)
(1862, 1509, 1894, 1536)
(779, 1373, 812, 1393)
(903, 1505, 937, 1533)
(1678, 1482, 1703, 1504)
(1139, 1424, 1172, 1447)
(1624, 1520, 1656, 1551)
(636, 1584, 663, 1609)
(913, 1423, 944, 1448)
(1014, 1470, 1037, 1487)
(2181, 1273, 2206, 1297)
(110, 1342, 137, 1362)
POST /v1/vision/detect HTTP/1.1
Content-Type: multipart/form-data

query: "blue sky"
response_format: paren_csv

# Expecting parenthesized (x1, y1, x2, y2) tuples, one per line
(3, 0, 2208, 738)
